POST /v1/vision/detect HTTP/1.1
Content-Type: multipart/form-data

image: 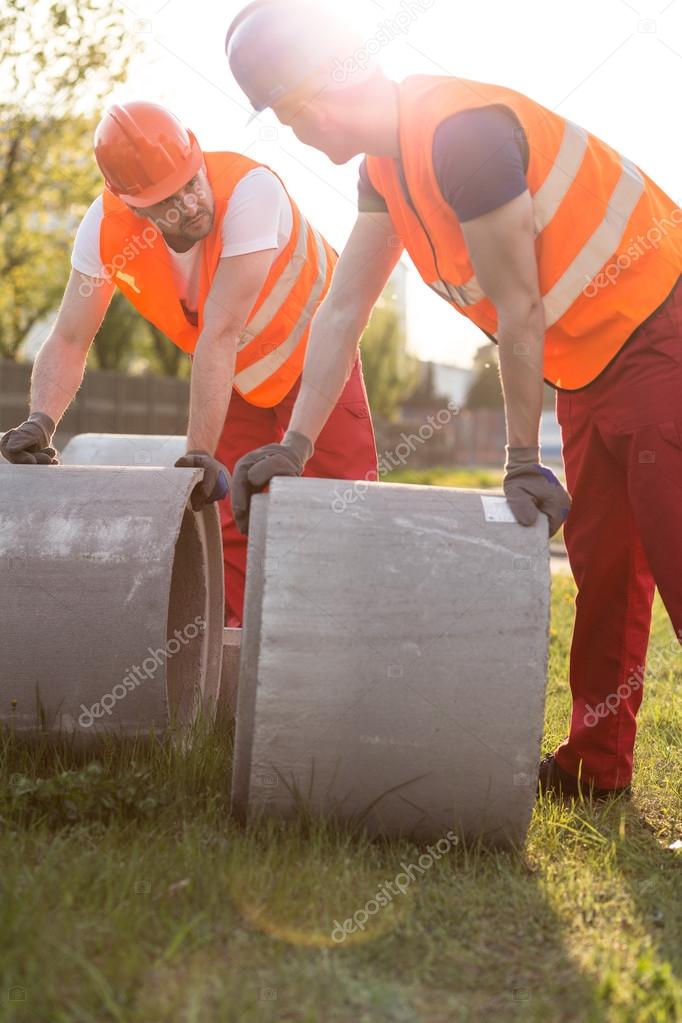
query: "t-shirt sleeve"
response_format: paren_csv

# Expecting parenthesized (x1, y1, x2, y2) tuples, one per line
(71, 195, 109, 278)
(221, 168, 292, 258)
(357, 157, 388, 213)
(432, 106, 529, 223)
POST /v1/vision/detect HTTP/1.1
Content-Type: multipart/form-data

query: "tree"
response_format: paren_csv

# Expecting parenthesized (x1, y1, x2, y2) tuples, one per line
(89, 293, 149, 373)
(465, 340, 558, 410)
(360, 296, 420, 421)
(0, 0, 134, 360)
(465, 342, 503, 409)
(146, 323, 189, 378)
(88, 293, 190, 379)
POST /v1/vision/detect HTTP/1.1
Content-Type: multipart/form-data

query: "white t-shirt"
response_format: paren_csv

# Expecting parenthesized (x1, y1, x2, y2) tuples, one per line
(71, 167, 294, 315)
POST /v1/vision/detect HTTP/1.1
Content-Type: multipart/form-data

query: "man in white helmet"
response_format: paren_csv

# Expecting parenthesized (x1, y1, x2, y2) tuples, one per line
(225, 0, 682, 804)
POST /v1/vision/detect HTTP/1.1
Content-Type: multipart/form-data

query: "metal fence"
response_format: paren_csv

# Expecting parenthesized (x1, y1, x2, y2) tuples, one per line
(374, 407, 507, 470)
(1, 359, 509, 467)
(0, 360, 190, 446)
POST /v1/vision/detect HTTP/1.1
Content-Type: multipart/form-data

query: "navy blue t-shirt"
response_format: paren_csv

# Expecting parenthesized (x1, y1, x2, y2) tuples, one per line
(358, 105, 529, 222)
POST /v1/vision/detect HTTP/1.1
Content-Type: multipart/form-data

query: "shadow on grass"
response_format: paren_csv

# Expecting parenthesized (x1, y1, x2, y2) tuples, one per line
(0, 726, 607, 1021)
(0, 716, 234, 829)
(218, 805, 604, 1021)
(612, 802, 682, 1009)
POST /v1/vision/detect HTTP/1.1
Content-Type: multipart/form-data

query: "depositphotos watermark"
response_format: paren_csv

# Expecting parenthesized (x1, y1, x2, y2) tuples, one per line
(331, 829, 459, 943)
(583, 207, 682, 298)
(331, 0, 436, 83)
(78, 616, 206, 727)
(78, 226, 157, 297)
(583, 626, 682, 727)
(332, 400, 459, 514)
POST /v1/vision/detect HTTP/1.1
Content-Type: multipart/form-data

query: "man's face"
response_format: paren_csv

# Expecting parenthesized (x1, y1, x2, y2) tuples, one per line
(274, 90, 362, 165)
(133, 167, 215, 243)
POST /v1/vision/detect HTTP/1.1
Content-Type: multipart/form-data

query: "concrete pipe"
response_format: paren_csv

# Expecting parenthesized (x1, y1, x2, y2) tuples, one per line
(0, 463, 223, 738)
(62, 433, 187, 470)
(62, 433, 227, 721)
(232, 477, 550, 846)
(220, 627, 242, 726)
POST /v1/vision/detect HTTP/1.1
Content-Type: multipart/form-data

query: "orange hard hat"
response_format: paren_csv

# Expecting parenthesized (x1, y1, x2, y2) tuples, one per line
(94, 101, 203, 207)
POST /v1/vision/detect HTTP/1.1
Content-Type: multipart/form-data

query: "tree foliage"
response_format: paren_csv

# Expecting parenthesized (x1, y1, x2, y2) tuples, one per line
(360, 296, 420, 421)
(465, 340, 558, 410)
(465, 342, 504, 409)
(89, 292, 190, 378)
(0, 0, 133, 360)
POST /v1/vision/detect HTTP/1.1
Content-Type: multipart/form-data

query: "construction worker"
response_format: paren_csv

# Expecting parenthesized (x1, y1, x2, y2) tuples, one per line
(0, 101, 378, 626)
(225, 1, 682, 800)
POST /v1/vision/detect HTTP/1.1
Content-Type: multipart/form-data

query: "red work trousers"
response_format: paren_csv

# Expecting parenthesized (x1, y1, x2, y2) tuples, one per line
(554, 276, 682, 789)
(215, 356, 377, 626)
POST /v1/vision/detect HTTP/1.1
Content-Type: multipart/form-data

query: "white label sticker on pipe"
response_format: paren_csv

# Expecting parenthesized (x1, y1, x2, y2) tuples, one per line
(481, 495, 517, 523)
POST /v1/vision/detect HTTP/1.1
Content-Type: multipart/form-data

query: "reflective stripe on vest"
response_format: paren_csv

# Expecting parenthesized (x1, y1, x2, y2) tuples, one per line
(234, 224, 330, 393)
(236, 212, 309, 351)
(99, 151, 336, 407)
(542, 154, 644, 327)
(433, 121, 646, 331)
(367, 75, 682, 390)
(532, 122, 588, 234)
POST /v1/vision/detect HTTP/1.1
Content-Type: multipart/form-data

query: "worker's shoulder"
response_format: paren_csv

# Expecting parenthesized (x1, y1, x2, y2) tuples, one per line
(72, 194, 104, 247)
(231, 166, 289, 206)
(79, 193, 105, 226)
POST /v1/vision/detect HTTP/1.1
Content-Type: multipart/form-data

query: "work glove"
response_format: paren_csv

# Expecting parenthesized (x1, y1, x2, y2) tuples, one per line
(0, 412, 59, 465)
(232, 430, 313, 535)
(174, 450, 230, 512)
(503, 446, 571, 538)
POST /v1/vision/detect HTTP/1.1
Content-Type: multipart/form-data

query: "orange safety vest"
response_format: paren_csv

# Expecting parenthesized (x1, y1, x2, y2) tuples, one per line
(366, 76, 682, 390)
(100, 152, 337, 407)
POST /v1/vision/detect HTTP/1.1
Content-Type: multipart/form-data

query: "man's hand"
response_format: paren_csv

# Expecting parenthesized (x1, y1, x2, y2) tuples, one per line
(175, 450, 230, 511)
(504, 446, 571, 538)
(232, 430, 313, 534)
(0, 412, 59, 465)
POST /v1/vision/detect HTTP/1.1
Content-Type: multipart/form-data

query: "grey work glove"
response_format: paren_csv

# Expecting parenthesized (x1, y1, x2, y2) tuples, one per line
(174, 450, 230, 512)
(232, 430, 313, 535)
(503, 446, 571, 538)
(0, 412, 59, 465)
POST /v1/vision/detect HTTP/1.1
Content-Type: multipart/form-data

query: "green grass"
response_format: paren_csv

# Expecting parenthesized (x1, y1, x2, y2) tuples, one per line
(383, 465, 504, 490)
(382, 463, 565, 490)
(1, 577, 681, 1022)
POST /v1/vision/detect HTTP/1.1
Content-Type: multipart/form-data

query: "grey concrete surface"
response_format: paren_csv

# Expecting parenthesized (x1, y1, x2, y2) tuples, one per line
(0, 464, 221, 738)
(219, 627, 242, 726)
(232, 477, 550, 846)
(62, 433, 225, 720)
(62, 433, 187, 469)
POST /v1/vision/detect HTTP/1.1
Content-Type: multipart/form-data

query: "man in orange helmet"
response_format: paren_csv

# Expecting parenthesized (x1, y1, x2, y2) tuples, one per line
(225, 1, 682, 801)
(0, 100, 378, 626)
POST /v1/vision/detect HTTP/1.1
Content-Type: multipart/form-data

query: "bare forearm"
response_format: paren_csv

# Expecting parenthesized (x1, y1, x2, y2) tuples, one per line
(30, 333, 88, 423)
(496, 301, 546, 450)
(186, 331, 238, 453)
(289, 300, 365, 443)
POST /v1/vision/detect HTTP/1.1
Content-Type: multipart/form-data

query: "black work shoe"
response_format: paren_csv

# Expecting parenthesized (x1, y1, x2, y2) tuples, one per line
(537, 754, 632, 802)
